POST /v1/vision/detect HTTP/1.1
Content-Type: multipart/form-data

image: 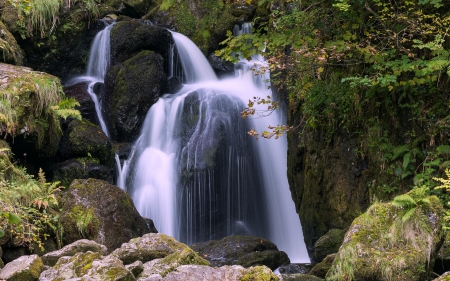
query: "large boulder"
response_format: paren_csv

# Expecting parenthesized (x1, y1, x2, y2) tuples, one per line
(53, 158, 115, 186)
(309, 254, 336, 279)
(41, 239, 108, 267)
(60, 178, 157, 252)
(326, 193, 445, 281)
(0, 254, 43, 281)
(0, 20, 24, 65)
(102, 50, 166, 142)
(109, 20, 172, 66)
(58, 119, 114, 166)
(191, 235, 289, 270)
(313, 228, 346, 263)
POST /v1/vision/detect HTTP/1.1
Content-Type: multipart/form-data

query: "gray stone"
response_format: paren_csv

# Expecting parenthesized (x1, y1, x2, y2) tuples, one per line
(0, 254, 43, 281)
(41, 239, 108, 266)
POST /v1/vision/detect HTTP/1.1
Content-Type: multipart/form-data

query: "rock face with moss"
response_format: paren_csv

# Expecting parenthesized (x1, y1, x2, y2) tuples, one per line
(287, 126, 371, 257)
(191, 235, 289, 270)
(0, 254, 43, 280)
(313, 228, 346, 263)
(0, 21, 25, 65)
(0, 63, 65, 170)
(326, 195, 445, 281)
(60, 178, 157, 252)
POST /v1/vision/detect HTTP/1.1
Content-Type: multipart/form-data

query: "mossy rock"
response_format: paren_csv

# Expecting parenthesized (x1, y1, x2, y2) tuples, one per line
(313, 229, 346, 263)
(0, 254, 43, 281)
(60, 178, 156, 252)
(326, 196, 445, 281)
(281, 274, 324, 281)
(102, 49, 166, 142)
(58, 119, 114, 166)
(309, 253, 336, 279)
(54, 158, 115, 187)
(191, 235, 289, 270)
(0, 63, 64, 158)
(0, 20, 25, 65)
(143, 0, 235, 54)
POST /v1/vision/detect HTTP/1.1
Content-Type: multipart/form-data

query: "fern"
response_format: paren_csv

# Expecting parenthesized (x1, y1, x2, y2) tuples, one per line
(50, 98, 81, 120)
(392, 194, 416, 208)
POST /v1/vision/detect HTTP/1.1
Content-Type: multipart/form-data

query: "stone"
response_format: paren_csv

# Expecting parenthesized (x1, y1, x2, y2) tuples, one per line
(191, 235, 289, 270)
(53, 158, 115, 187)
(309, 254, 336, 279)
(125, 260, 144, 277)
(281, 274, 324, 281)
(102, 50, 167, 142)
(0, 254, 43, 281)
(326, 195, 445, 281)
(313, 229, 346, 262)
(0, 20, 25, 65)
(63, 81, 98, 124)
(58, 119, 114, 166)
(60, 178, 157, 252)
(41, 239, 108, 266)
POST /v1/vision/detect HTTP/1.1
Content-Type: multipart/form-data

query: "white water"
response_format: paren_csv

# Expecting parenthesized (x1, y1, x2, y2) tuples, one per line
(123, 30, 309, 262)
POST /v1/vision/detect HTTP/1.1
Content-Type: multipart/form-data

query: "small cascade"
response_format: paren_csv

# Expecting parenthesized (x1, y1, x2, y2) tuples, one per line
(123, 29, 309, 262)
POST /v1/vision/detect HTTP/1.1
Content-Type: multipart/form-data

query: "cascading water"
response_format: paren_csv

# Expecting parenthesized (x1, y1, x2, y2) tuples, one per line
(122, 27, 309, 262)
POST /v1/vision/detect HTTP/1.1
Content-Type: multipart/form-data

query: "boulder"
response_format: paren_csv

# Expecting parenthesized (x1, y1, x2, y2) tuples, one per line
(63, 81, 98, 124)
(0, 254, 43, 281)
(0, 20, 25, 65)
(109, 21, 172, 66)
(326, 194, 445, 281)
(58, 119, 114, 166)
(39, 251, 135, 281)
(102, 50, 166, 142)
(60, 178, 157, 252)
(110, 233, 203, 266)
(160, 265, 278, 281)
(313, 228, 346, 262)
(191, 235, 289, 270)
(41, 239, 108, 266)
(309, 254, 336, 279)
(208, 53, 235, 78)
(53, 158, 115, 187)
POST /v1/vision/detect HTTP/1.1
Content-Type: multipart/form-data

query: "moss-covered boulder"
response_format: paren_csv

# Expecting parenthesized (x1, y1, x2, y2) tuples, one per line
(0, 254, 43, 281)
(58, 119, 114, 166)
(60, 178, 157, 252)
(313, 228, 346, 263)
(309, 253, 336, 279)
(110, 233, 202, 266)
(41, 239, 108, 267)
(0, 21, 24, 65)
(191, 235, 289, 270)
(53, 158, 115, 186)
(435, 232, 450, 275)
(281, 274, 324, 281)
(0, 63, 64, 160)
(102, 50, 166, 142)
(109, 20, 172, 66)
(143, 0, 236, 54)
(326, 195, 445, 281)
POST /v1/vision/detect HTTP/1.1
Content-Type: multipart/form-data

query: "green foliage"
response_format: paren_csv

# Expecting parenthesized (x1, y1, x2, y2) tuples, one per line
(0, 152, 64, 251)
(51, 97, 82, 120)
(392, 187, 430, 221)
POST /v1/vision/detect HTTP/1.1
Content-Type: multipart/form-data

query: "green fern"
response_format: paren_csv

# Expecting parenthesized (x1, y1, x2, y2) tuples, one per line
(50, 98, 81, 120)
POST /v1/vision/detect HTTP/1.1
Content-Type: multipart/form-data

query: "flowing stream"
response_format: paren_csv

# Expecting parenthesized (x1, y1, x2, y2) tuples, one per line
(78, 22, 309, 263)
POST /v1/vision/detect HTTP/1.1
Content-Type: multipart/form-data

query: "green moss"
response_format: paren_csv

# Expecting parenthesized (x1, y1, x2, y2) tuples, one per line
(240, 266, 279, 281)
(65, 205, 100, 240)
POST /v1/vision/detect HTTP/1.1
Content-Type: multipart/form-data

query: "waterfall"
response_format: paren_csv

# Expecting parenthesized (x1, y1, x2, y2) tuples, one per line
(123, 30, 309, 262)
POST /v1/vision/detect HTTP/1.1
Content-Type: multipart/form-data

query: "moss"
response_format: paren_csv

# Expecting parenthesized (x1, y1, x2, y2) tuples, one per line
(64, 205, 100, 241)
(240, 266, 279, 281)
(55, 251, 102, 277)
(326, 196, 445, 281)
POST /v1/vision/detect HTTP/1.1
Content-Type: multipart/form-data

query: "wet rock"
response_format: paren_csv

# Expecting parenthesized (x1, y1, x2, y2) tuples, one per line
(41, 239, 108, 267)
(231, 3, 256, 20)
(63, 81, 98, 124)
(326, 194, 445, 281)
(191, 235, 289, 270)
(166, 76, 182, 94)
(109, 21, 172, 66)
(0, 254, 43, 281)
(118, 2, 142, 18)
(313, 228, 346, 262)
(58, 119, 114, 166)
(102, 50, 166, 142)
(278, 263, 310, 274)
(208, 53, 235, 78)
(60, 178, 157, 252)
